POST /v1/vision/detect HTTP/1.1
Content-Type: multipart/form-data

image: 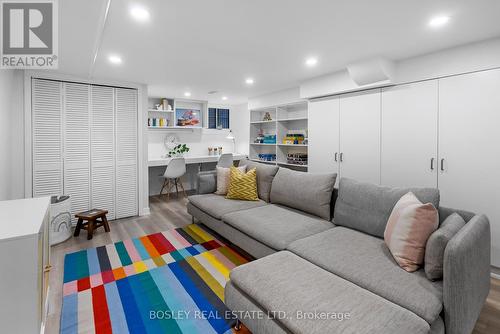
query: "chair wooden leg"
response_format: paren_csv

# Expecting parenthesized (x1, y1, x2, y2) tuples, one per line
(174, 178, 180, 197)
(178, 177, 187, 197)
(159, 179, 167, 196)
(167, 179, 171, 201)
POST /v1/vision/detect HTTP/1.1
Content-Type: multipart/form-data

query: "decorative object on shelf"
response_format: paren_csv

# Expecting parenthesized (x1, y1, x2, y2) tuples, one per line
(176, 108, 201, 127)
(287, 153, 308, 165)
(258, 153, 276, 162)
(148, 118, 151, 126)
(162, 98, 169, 110)
(155, 103, 163, 111)
(208, 147, 213, 155)
(263, 112, 273, 121)
(219, 147, 223, 155)
(263, 134, 277, 144)
(283, 129, 306, 144)
(168, 143, 190, 157)
(214, 147, 218, 155)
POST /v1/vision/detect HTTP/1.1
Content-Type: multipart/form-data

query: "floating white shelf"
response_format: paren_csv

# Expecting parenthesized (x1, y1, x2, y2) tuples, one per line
(277, 143, 308, 147)
(249, 158, 276, 165)
(148, 126, 201, 130)
(277, 117, 308, 122)
(250, 143, 276, 146)
(277, 161, 308, 168)
(250, 120, 276, 124)
(148, 109, 174, 113)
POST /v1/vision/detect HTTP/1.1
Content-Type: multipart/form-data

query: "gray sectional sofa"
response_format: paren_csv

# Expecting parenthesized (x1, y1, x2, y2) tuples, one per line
(187, 159, 491, 334)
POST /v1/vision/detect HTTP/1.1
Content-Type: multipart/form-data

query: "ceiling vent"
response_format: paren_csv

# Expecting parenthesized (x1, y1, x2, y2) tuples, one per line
(347, 57, 395, 86)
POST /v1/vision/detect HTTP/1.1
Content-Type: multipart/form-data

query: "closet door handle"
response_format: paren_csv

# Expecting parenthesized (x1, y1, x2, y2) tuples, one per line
(339, 153, 344, 162)
(334, 152, 338, 162)
(440, 159, 445, 171)
(430, 158, 435, 170)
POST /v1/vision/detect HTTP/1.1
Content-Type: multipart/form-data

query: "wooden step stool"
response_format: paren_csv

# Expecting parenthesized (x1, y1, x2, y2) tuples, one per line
(74, 209, 110, 240)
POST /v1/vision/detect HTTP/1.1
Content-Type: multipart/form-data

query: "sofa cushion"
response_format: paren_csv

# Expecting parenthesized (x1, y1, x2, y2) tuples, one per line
(287, 227, 443, 323)
(226, 166, 259, 201)
(270, 168, 337, 220)
(215, 166, 246, 195)
(385, 192, 439, 272)
(425, 213, 466, 280)
(334, 178, 440, 238)
(229, 251, 431, 334)
(222, 204, 333, 250)
(188, 194, 267, 220)
(239, 159, 279, 202)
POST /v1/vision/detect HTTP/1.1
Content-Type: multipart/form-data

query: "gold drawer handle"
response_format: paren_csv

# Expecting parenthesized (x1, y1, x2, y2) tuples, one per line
(43, 265, 52, 273)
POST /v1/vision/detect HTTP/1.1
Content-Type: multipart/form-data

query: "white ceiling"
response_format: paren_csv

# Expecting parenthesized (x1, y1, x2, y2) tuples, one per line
(57, 0, 500, 104)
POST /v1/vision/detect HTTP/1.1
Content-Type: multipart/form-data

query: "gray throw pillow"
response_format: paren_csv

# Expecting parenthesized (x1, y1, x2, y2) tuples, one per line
(239, 159, 279, 202)
(334, 178, 440, 238)
(270, 168, 337, 220)
(425, 213, 466, 280)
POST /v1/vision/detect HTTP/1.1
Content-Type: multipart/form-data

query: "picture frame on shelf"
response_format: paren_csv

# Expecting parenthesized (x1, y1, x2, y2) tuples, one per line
(175, 108, 201, 127)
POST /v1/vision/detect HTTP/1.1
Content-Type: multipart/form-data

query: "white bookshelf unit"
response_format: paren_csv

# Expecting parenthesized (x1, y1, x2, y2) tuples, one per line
(148, 97, 206, 130)
(249, 101, 308, 170)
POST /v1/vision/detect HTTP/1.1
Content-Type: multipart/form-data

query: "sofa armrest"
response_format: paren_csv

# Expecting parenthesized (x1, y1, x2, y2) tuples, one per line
(197, 170, 217, 194)
(443, 214, 491, 334)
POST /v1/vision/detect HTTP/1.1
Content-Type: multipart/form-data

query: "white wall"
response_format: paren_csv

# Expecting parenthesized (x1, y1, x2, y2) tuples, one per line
(248, 87, 302, 110)
(301, 37, 500, 98)
(230, 103, 250, 155)
(0, 70, 24, 201)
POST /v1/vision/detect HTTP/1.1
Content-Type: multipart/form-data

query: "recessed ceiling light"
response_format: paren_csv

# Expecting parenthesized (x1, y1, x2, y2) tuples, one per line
(130, 5, 150, 22)
(428, 15, 450, 28)
(305, 57, 318, 67)
(222, 96, 228, 101)
(245, 78, 254, 85)
(108, 55, 122, 65)
(184, 92, 191, 97)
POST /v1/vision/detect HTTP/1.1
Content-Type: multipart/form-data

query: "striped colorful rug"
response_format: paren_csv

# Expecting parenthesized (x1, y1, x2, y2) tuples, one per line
(61, 224, 249, 334)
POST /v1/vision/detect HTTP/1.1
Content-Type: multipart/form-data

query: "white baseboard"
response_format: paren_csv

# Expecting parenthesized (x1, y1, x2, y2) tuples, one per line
(491, 272, 500, 280)
(140, 207, 151, 216)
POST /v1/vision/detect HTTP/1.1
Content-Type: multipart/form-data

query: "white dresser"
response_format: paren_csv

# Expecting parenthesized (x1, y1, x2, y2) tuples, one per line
(0, 197, 51, 334)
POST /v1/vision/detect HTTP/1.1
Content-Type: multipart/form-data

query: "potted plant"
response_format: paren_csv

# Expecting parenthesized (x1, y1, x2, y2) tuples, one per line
(167, 144, 190, 157)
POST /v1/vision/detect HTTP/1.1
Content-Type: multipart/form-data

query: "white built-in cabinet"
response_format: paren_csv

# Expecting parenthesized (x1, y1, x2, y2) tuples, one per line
(380, 80, 439, 188)
(32, 79, 138, 221)
(308, 97, 339, 175)
(438, 69, 500, 267)
(308, 68, 500, 266)
(308, 89, 380, 185)
(339, 90, 381, 185)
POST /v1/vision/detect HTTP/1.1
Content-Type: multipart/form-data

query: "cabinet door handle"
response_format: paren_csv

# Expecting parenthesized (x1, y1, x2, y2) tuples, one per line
(430, 158, 435, 170)
(440, 158, 445, 171)
(340, 153, 344, 162)
(334, 152, 338, 162)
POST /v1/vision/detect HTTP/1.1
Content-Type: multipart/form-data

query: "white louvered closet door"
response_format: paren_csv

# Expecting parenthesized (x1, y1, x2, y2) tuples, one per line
(91, 85, 116, 219)
(32, 79, 63, 197)
(115, 88, 138, 219)
(64, 83, 90, 219)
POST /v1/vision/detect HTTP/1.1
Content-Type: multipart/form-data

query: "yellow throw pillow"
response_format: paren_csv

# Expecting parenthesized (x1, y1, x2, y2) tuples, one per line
(226, 166, 259, 201)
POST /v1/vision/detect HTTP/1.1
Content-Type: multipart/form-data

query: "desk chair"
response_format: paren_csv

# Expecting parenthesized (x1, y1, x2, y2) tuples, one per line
(217, 153, 234, 168)
(160, 157, 187, 200)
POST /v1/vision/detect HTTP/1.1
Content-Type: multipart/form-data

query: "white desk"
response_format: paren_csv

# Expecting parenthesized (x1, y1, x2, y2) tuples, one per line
(148, 153, 247, 167)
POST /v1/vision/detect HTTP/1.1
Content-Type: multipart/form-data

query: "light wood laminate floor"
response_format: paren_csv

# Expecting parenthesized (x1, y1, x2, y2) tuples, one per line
(46, 195, 499, 334)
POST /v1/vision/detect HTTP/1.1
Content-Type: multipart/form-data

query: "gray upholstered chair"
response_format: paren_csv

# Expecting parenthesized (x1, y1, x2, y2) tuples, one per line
(160, 157, 187, 199)
(217, 153, 233, 168)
